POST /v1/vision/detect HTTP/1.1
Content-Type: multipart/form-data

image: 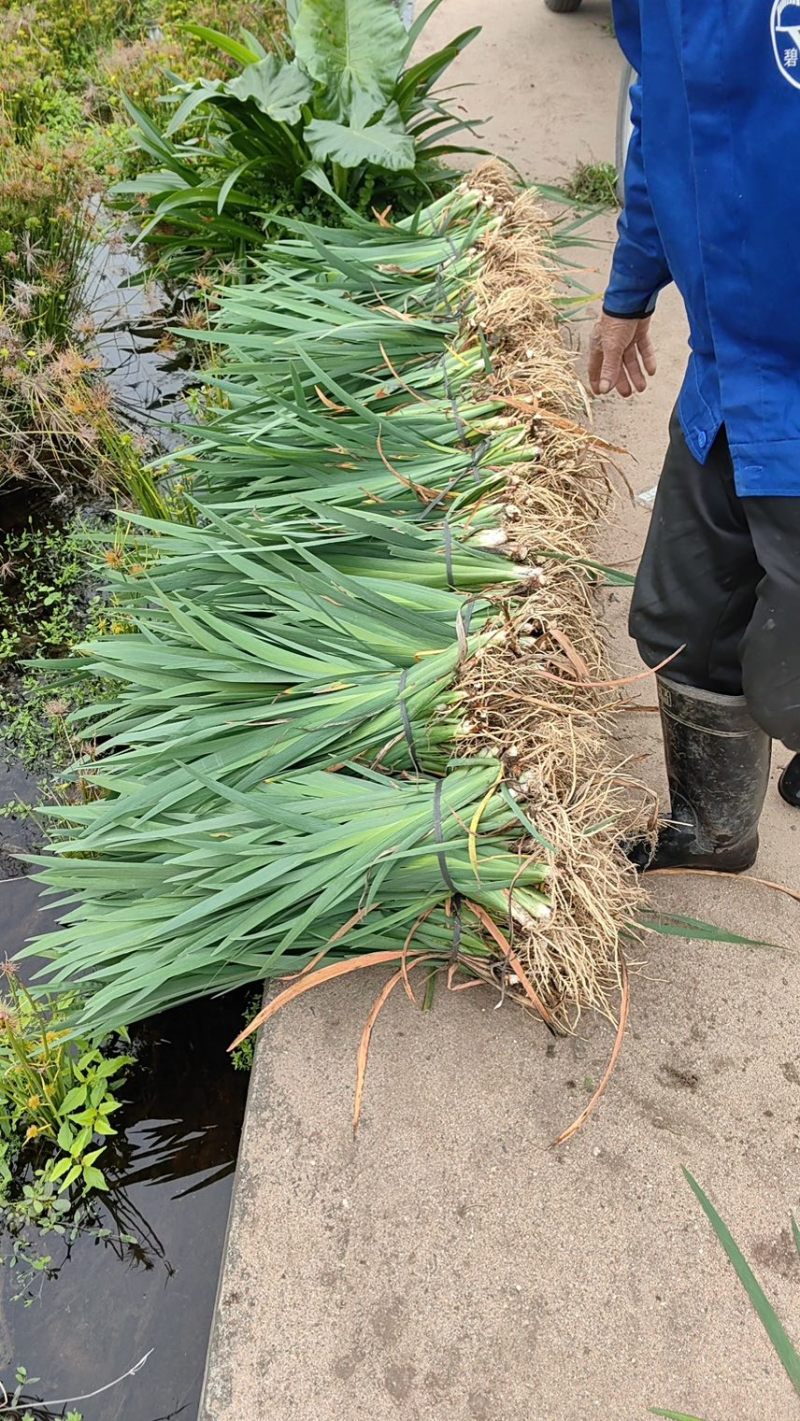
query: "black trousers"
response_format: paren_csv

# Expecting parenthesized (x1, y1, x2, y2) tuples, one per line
(629, 411, 800, 751)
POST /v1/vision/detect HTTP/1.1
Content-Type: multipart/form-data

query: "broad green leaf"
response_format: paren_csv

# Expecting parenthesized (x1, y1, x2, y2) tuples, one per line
(69, 1108, 99, 1126)
(292, 0, 406, 120)
(56, 1120, 74, 1153)
(59, 1163, 82, 1193)
(48, 1155, 74, 1182)
(305, 107, 415, 171)
(224, 57, 314, 123)
(72, 1125, 93, 1156)
(82, 1165, 108, 1192)
(94, 1056, 129, 1078)
(58, 1085, 87, 1116)
(683, 1169, 800, 1397)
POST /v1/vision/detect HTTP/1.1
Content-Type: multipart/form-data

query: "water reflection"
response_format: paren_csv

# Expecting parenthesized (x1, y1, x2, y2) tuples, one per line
(1, 770, 249, 1421)
(0, 213, 246, 1421)
(83, 207, 195, 450)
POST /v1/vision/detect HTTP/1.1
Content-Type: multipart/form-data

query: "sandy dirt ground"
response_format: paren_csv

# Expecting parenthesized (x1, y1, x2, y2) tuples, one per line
(201, 5, 800, 1418)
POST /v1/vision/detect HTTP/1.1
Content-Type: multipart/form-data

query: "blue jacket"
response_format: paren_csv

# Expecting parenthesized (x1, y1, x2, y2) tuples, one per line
(606, 0, 800, 496)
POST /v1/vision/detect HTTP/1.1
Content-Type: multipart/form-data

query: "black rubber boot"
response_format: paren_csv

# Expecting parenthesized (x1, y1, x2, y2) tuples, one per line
(629, 677, 771, 873)
(778, 755, 800, 808)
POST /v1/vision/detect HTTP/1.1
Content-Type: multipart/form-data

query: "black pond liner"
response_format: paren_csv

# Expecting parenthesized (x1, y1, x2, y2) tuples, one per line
(0, 228, 252, 1419)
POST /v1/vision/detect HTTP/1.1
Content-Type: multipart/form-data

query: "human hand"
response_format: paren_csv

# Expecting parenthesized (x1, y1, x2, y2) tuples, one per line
(588, 313, 656, 398)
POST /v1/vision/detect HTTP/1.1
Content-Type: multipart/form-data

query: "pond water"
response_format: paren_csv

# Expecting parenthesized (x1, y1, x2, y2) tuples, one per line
(0, 228, 251, 1419)
(84, 210, 195, 450)
(0, 759, 251, 1421)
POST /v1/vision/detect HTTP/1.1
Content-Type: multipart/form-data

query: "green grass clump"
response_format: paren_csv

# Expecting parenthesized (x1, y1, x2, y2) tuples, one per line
(564, 159, 619, 208)
(229, 991, 263, 1072)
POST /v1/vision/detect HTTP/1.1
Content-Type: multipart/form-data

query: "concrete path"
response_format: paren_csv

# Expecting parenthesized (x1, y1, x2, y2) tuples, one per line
(201, 5, 800, 1418)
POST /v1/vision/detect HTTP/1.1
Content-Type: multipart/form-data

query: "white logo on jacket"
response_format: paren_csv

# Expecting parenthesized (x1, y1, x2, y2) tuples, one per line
(772, 0, 800, 87)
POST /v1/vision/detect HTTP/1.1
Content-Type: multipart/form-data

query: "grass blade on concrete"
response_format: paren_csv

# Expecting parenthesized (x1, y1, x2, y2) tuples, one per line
(682, 1169, 800, 1397)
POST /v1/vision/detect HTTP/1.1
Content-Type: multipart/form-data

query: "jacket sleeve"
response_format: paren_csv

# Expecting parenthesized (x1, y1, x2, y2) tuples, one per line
(604, 1, 673, 317)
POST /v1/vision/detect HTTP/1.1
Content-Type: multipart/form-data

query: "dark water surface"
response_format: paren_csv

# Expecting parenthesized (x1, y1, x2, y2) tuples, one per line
(84, 202, 197, 450)
(0, 790, 249, 1420)
(0, 228, 248, 1419)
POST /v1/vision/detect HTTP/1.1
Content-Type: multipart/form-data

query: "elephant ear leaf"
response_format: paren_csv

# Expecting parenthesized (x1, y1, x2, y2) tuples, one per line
(224, 57, 314, 124)
(292, 0, 407, 121)
(305, 104, 415, 172)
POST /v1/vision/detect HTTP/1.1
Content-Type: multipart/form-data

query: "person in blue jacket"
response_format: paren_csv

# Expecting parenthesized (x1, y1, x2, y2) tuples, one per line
(588, 0, 800, 872)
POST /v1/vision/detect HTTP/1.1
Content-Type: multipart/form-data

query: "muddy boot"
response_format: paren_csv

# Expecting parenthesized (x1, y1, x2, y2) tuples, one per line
(628, 677, 771, 873)
(778, 755, 800, 808)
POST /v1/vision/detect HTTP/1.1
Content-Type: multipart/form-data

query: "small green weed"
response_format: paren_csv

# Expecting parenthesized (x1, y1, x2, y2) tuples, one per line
(0, 964, 131, 1199)
(2, 1363, 84, 1417)
(564, 160, 619, 208)
(0, 522, 88, 668)
(0, 517, 107, 778)
(230, 991, 263, 1072)
(0, 682, 82, 779)
(0, 962, 133, 1303)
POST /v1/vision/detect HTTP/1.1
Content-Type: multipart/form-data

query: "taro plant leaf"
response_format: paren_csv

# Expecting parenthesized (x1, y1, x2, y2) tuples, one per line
(292, 0, 407, 120)
(305, 106, 416, 172)
(114, 6, 486, 277)
(225, 56, 315, 123)
(683, 1168, 800, 1398)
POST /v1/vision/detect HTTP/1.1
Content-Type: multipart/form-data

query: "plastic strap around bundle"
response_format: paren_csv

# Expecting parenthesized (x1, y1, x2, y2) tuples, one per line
(455, 597, 476, 662)
(449, 897, 463, 961)
(441, 364, 488, 483)
(442, 518, 456, 591)
(432, 779, 458, 895)
(396, 667, 421, 773)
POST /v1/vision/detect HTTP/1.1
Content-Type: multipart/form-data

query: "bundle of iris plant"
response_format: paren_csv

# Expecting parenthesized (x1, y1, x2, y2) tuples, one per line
(25, 171, 654, 1127)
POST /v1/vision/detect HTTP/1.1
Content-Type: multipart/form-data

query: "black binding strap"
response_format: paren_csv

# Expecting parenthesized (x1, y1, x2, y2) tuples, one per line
(449, 897, 462, 961)
(396, 668, 421, 772)
(441, 517, 456, 591)
(455, 597, 476, 662)
(432, 779, 458, 894)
